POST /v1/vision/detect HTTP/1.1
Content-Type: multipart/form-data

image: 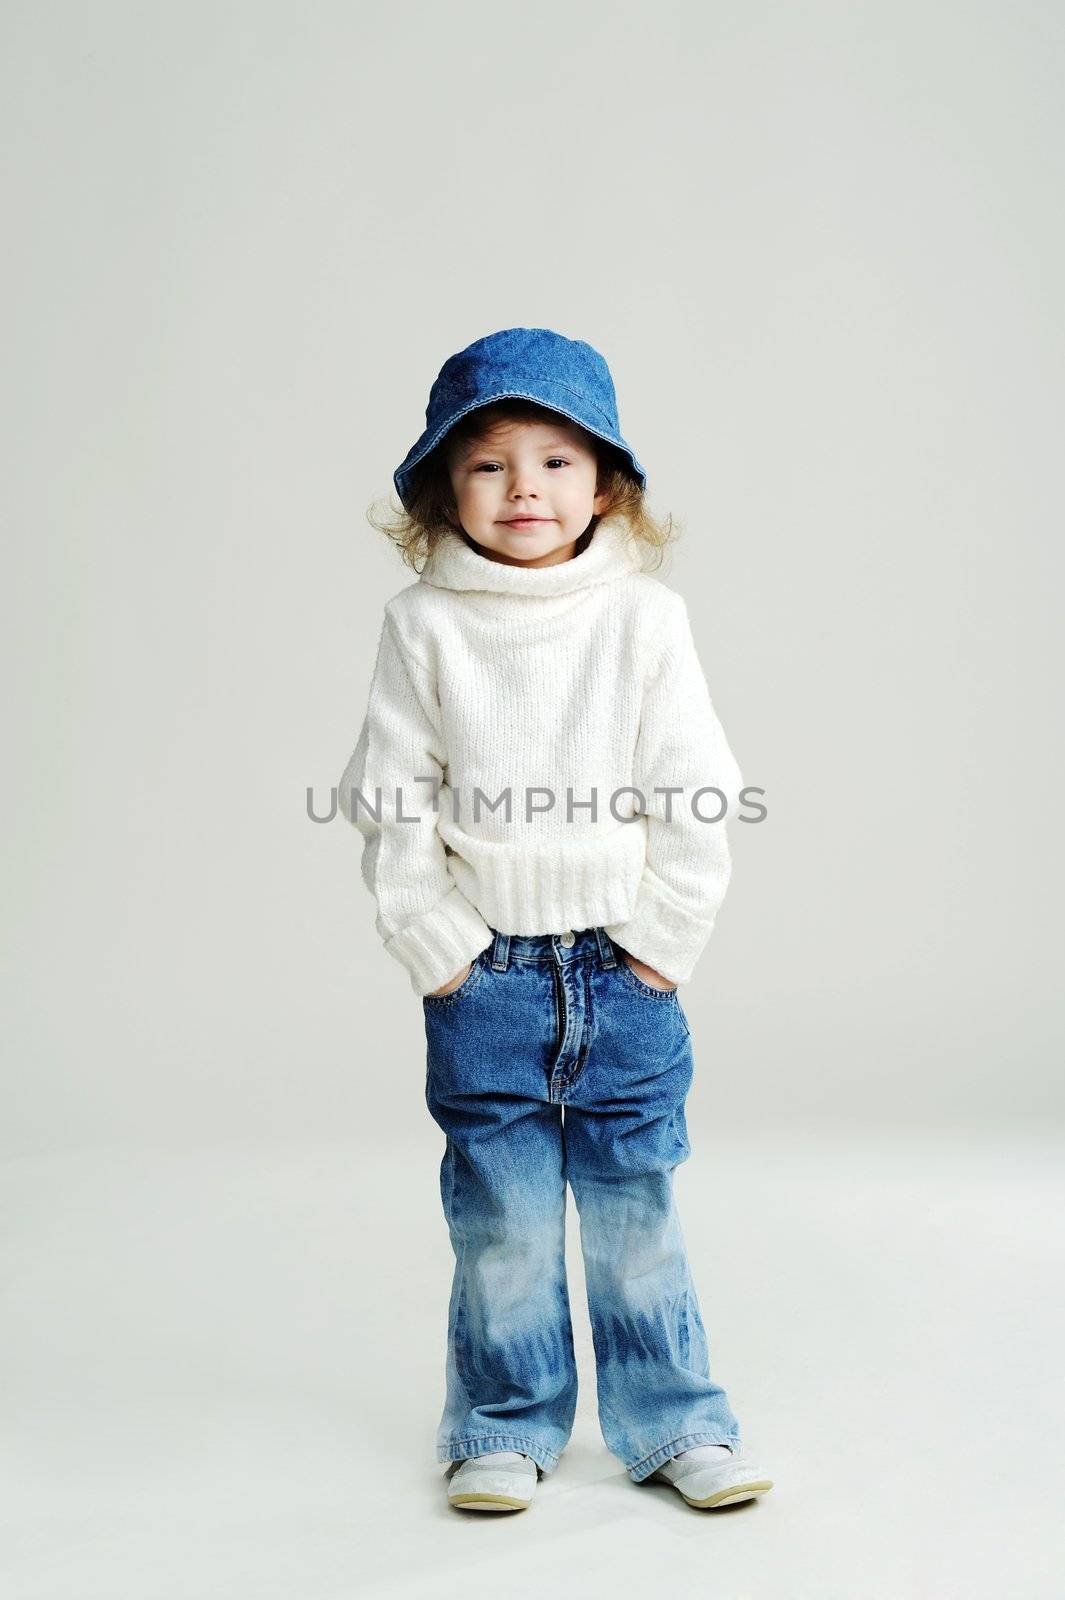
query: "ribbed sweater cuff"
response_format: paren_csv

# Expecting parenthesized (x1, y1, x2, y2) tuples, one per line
(603, 869, 716, 987)
(384, 885, 495, 997)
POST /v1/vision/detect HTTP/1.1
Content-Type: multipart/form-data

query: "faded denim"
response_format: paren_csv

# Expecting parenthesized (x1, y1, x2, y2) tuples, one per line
(423, 924, 743, 1483)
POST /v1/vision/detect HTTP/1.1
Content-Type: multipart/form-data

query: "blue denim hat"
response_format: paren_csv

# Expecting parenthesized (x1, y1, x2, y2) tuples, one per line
(393, 326, 647, 510)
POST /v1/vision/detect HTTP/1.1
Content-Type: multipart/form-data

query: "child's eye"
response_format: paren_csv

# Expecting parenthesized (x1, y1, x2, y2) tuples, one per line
(471, 459, 568, 472)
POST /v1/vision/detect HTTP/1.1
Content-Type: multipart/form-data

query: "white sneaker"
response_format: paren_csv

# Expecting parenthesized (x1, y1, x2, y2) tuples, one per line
(648, 1446, 774, 1508)
(445, 1451, 539, 1511)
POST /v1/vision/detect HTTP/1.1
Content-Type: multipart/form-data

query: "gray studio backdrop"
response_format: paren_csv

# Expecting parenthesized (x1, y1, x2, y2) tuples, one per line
(5, 2, 1061, 1151)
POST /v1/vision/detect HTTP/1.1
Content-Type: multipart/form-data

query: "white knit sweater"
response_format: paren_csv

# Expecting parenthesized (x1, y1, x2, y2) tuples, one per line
(338, 512, 744, 996)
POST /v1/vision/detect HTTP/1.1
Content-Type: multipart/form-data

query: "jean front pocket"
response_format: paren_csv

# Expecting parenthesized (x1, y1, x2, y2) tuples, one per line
(614, 949, 680, 1004)
(422, 949, 487, 1008)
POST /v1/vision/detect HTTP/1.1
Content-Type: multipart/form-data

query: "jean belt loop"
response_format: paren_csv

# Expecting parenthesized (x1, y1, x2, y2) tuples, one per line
(593, 926, 617, 969)
(490, 929, 511, 971)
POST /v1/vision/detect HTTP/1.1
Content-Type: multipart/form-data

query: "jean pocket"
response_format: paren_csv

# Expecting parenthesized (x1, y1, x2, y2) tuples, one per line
(422, 950, 487, 1007)
(613, 950, 680, 1002)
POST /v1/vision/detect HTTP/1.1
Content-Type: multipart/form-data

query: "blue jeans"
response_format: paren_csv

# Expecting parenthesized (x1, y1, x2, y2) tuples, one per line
(423, 924, 743, 1483)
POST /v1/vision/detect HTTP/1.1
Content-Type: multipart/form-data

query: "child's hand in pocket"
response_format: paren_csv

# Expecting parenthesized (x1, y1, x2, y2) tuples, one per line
(622, 952, 677, 991)
(428, 961, 473, 998)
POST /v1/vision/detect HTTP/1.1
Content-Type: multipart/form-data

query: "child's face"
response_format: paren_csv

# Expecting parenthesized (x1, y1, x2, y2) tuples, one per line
(445, 417, 608, 567)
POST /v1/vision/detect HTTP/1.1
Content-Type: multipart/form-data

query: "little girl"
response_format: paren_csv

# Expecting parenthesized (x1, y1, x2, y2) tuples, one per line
(338, 326, 773, 1514)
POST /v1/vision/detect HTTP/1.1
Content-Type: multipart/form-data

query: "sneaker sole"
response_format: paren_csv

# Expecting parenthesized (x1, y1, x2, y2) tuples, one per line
(448, 1492, 532, 1511)
(675, 1478, 774, 1508)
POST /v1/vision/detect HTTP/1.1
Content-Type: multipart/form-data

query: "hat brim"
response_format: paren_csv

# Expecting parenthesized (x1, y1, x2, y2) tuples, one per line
(393, 383, 647, 510)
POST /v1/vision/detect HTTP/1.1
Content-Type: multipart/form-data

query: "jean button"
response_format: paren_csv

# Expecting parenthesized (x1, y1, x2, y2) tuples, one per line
(559, 930, 575, 948)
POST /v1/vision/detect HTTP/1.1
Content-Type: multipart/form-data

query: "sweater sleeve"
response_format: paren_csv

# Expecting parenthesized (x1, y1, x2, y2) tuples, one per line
(604, 589, 744, 986)
(337, 607, 494, 996)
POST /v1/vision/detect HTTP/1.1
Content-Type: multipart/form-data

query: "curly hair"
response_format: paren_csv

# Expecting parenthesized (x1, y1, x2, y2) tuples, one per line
(367, 398, 681, 575)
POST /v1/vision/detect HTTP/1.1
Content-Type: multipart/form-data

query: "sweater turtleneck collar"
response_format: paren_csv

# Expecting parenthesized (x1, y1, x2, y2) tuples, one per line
(417, 511, 646, 598)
